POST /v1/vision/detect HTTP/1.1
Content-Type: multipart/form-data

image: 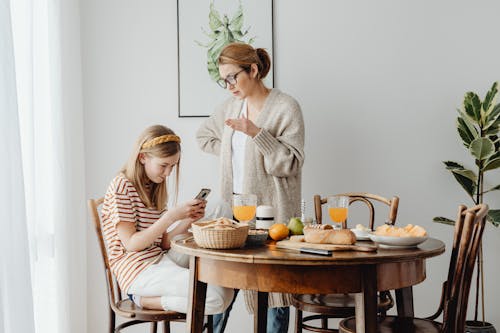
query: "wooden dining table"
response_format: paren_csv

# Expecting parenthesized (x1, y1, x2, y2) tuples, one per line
(171, 237, 445, 333)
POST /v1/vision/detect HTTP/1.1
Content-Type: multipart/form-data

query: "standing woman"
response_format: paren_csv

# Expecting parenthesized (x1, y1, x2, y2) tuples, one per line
(197, 43, 305, 332)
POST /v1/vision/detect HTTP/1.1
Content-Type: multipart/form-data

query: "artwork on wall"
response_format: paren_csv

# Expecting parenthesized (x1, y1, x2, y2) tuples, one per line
(177, 0, 274, 117)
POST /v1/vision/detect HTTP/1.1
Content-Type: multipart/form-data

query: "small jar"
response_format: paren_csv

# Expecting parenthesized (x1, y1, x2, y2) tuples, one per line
(256, 205, 275, 229)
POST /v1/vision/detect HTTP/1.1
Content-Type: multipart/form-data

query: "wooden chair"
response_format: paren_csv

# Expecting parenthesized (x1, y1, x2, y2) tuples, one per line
(292, 193, 399, 333)
(339, 203, 489, 333)
(89, 198, 213, 333)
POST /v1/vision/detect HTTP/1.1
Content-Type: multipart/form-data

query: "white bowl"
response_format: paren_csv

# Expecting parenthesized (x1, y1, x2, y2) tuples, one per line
(350, 228, 371, 241)
(369, 233, 428, 249)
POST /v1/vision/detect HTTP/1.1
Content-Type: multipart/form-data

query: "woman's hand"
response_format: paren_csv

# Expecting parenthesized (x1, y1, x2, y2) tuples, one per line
(225, 116, 261, 137)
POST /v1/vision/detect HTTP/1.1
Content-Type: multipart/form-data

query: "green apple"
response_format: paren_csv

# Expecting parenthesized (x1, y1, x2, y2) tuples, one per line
(287, 217, 304, 235)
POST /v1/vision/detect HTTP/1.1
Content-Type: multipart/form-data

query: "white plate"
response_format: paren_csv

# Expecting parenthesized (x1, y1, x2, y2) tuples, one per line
(369, 233, 428, 248)
(350, 228, 371, 241)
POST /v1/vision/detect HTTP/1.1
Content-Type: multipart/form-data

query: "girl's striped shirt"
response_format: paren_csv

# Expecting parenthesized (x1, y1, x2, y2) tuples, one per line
(101, 173, 164, 292)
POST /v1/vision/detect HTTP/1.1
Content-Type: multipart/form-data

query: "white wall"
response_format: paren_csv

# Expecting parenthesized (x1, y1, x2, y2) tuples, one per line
(81, 1, 500, 332)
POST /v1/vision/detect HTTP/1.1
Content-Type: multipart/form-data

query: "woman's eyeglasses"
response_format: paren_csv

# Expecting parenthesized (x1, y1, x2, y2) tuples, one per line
(217, 69, 245, 89)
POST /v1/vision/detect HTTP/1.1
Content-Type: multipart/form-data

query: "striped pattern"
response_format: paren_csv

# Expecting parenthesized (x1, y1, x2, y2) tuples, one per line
(101, 174, 164, 292)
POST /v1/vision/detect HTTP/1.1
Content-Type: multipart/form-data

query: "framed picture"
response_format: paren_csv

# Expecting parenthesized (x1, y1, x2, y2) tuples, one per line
(177, 0, 274, 117)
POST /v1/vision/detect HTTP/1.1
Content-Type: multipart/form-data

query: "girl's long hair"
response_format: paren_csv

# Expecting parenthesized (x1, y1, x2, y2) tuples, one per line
(121, 125, 180, 210)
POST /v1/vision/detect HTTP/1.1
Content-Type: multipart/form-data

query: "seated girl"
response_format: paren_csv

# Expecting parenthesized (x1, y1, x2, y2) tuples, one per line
(101, 124, 234, 314)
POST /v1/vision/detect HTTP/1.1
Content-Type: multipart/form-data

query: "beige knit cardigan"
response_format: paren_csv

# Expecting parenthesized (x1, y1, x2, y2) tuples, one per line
(196, 88, 305, 313)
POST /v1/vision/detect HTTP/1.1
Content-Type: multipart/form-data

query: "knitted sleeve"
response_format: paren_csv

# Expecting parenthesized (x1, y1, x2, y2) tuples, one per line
(252, 96, 305, 177)
(196, 100, 229, 156)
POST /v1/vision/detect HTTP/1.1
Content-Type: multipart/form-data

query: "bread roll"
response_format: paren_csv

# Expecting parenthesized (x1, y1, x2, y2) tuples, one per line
(303, 226, 356, 245)
(328, 229, 356, 245)
(303, 228, 331, 243)
(289, 235, 305, 242)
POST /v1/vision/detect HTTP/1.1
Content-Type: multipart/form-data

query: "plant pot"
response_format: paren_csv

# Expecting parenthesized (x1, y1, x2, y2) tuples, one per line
(465, 321, 496, 333)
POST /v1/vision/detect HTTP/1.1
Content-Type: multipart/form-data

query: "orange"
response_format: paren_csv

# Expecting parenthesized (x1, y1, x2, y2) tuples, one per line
(269, 223, 289, 241)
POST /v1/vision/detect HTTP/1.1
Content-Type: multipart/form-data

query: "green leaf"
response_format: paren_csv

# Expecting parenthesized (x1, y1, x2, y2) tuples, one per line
(485, 104, 500, 131)
(483, 157, 500, 171)
(463, 93, 476, 121)
(463, 92, 482, 122)
(457, 116, 478, 148)
(471, 93, 482, 122)
(433, 216, 456, 226)
(443, 160, 477, 182)
(487, 150, 500, 160)
(484, 184, 500, 193)
(469, 137, 495, 161)
(452, 168, 477, 182)
(444, 161, 463, 169)
(482, 82, 498, 122)
(458, 108, 480, 131)
(487, 210, 500, 227)
(484, 124, 500, 137)
(443, 161, 476, 198)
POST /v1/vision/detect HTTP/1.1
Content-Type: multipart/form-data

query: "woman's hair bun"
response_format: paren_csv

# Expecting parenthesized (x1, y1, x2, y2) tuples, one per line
(256, 48, 271, 79)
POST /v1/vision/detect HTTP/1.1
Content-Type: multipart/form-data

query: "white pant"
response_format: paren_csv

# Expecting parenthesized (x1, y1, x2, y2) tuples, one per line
(128, 253, 234, 315)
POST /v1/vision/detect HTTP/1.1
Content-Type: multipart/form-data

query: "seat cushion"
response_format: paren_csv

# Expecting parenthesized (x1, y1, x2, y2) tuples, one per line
(339, 315, 442, 333)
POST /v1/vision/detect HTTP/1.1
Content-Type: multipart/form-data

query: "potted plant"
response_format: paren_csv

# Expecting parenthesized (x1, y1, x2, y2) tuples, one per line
(434, 82, 500, 332)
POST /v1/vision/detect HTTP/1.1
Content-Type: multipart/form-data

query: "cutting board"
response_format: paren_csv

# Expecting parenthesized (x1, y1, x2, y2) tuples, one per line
(276, 239, 378, 252)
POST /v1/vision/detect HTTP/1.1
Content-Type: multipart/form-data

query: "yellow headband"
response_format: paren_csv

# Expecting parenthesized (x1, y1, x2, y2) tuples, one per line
(142, 134, 181, 149)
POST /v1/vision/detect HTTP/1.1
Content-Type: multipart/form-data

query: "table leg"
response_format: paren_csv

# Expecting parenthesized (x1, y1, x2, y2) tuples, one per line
(187, 256, 207, 333)
(395, 287, 414, 317)
(355, 265, 378, 333)
(254, 291, 268, 333)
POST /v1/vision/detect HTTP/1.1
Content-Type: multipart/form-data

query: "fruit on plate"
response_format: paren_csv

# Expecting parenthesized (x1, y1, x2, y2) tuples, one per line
(269, 223, 289, 241)
(373, 224, 427, 237)
(287, 217, 304, 235)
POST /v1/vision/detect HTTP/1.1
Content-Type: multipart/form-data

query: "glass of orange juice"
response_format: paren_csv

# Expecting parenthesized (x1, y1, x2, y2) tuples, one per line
(233, 194, 257, 227)
(328, 196, 349, 229)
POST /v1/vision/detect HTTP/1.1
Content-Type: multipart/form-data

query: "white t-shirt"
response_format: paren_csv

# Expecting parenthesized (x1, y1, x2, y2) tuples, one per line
(231, 99, 247, 194)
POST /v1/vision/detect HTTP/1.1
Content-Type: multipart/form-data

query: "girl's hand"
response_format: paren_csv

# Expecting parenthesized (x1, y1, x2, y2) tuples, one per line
(225, 116, 260, 137)
(167, 199, 206, 222)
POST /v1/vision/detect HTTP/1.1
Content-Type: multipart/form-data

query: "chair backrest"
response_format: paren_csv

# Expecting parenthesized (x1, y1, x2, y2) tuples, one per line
(88, 198, 124, 316)
(441, 204, 488, 333)
(313, 192, 399, 229)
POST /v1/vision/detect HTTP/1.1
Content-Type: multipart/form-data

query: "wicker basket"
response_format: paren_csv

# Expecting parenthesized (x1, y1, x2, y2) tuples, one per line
(192, 220, 249, 249)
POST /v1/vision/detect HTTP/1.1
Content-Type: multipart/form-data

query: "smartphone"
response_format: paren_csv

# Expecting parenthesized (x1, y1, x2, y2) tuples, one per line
(194, 188, 211, 200)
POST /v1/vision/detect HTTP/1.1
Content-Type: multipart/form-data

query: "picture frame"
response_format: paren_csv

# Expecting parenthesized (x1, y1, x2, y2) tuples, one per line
(177, 0, 275, 118)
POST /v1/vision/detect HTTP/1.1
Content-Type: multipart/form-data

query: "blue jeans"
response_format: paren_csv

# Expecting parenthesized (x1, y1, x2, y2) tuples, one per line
(212, 290, 289, 333)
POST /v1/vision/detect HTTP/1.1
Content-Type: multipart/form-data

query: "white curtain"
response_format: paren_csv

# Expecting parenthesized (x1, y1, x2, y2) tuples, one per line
(3, 0, 87, 332)
(0, 1, 35, 332)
